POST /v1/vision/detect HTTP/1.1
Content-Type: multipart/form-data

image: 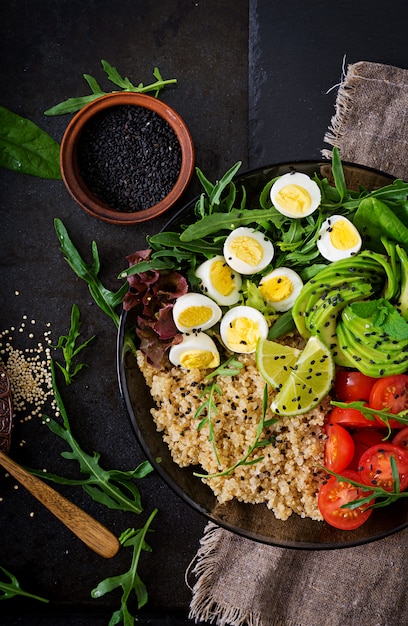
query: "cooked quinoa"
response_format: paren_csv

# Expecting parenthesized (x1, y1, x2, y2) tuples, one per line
(137, 350, 329, 521)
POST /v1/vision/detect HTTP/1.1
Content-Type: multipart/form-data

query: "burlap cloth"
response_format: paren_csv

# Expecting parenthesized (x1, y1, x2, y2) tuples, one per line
(187, 61, 408, 626)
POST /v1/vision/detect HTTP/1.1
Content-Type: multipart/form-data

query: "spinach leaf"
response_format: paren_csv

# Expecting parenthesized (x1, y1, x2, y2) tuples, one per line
(353, 197, 408, 252)
(0, 105, 61, 179)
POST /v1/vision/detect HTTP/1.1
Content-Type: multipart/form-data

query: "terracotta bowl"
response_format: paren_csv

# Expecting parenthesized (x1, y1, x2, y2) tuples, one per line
(60, 92, 195, 225)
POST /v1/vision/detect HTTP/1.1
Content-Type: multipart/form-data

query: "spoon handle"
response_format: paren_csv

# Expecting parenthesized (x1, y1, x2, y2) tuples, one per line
(0, 451, 119, 558)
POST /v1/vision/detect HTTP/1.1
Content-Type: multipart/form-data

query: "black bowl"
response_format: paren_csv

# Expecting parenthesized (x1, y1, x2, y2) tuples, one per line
(117, 160, 408, 549)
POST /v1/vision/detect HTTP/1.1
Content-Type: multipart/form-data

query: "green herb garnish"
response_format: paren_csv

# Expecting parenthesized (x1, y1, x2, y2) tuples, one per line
(92, 509, 157, 625)
(51, 303, 95, 384)
(45, 61, 177, 116)
(30, 361, 153, 515)
(0, 566, 49, 603)
(194, 384, 277, 479)
(55, 218, 128, 329)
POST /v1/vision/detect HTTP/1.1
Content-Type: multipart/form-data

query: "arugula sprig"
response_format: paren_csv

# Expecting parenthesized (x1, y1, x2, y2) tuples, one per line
(0, 566, 48, 603)
(30, 360, 154, 514)
(322, 460, 408, 512)
(194, 356, 244, 468)
(55, 218, 128, 328)
(331, 399, 408, 437)
(45, 61, 177, 116)
(194, 384, 278, 479)
(92, 509, 157, 626)
(51, 303, 95, 384)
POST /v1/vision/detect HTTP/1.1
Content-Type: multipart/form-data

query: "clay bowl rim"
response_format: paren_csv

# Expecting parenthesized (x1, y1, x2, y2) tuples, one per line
(60, 92, 195, 225)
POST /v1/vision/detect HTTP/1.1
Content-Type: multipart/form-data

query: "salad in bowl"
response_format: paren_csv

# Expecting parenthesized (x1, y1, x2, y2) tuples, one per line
(118, 149, 408, 545)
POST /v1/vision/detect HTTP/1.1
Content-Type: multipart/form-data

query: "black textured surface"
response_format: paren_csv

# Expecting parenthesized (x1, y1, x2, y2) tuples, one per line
(0, 2, 248, 624)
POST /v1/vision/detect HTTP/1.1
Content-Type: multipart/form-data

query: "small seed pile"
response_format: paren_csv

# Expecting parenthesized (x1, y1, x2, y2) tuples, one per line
(77, 104, 182, 212)
(0, 312, 57, 422)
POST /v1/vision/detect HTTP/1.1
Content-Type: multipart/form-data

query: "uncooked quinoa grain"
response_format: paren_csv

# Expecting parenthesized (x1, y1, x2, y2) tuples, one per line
(137, 351, 328, 521)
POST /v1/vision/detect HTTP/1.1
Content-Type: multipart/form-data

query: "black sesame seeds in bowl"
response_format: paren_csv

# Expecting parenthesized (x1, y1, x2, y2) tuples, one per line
(60, 92, 195, 224)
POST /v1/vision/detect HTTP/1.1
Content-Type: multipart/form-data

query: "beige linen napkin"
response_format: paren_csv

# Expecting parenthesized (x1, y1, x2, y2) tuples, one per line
(188, 61, 408, 626)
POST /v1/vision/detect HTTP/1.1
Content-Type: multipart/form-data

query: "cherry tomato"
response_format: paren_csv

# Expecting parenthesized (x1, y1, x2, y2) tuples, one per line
(369, 374, 408, 429)
(324, 423, 355, 472)
(359, 443, 408, 491)
(347, 430, 385, 471)
(334, 369, 377, 402)
(393, 426, 408, 451)
(328, 406, 379, 429)
(318, 470, 374, 530)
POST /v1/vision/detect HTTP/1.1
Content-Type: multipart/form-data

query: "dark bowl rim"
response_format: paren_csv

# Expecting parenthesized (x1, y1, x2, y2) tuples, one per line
(60, 92, 195, 225)
(117, 159, 408, 549)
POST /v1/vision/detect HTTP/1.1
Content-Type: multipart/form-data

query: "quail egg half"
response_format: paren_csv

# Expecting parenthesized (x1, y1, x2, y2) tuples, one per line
(317, 215, 362, 262)
(195, 255, 242, 306)
(259, 267, 304, 312)
(223, 227, 274, 275)
(270, 171, 321, 219)
(169, 332, 220, 369)
(172, 292, 222, 333)
(220, 305, 269, 354)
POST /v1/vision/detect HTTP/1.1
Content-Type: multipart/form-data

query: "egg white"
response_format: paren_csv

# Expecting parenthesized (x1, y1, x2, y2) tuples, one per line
(195, 255, 242, 306)
(220, 305, 269, 354)
(317, 215, 362, 262)
(172, 292, 222, 333)
(169, 332, 220, 369)
(259, 267, 303, 312)
(223, 227, 274, 275)
(270, 171, 321, 218)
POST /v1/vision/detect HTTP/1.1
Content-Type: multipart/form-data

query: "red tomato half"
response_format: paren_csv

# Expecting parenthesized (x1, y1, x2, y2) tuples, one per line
(359, 443, 408, 492)
(318, 470, 374, 530)
(324, 423, 355, 472)
(348, 430, 385, 471)
(393, 426, 408, 451)
(328, 406, 379, 429)
(369, 375, 408, 429)
(334, 370, 377, 402)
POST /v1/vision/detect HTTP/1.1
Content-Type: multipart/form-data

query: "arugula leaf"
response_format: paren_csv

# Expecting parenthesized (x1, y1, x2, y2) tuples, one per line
(51, 303, 95, 384)
(55, 218, 128, 328)
(91, 509, 158, 625)
(180, 207, 282, 242)
(31, 361, 154, 514)
(0, 566, 49, 603)
(0, 105, 61, 179)
(45, 61, 177, 116)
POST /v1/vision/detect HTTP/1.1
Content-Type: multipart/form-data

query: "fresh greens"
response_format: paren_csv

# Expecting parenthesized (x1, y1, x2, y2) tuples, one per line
(348, 298, 408, 340)
(55, 218, 128, 328)
(194, 384, 277, 479)
(0, 566, 48, 603)
(92, 509, 157, 626)
(45, 61, 177, 116)
(31, 361, 154, 514)
(354, 197, 408, 252)
(51, 303, 95, 384)
(194, 356, 244, 467)
(0, 105, 61, 179)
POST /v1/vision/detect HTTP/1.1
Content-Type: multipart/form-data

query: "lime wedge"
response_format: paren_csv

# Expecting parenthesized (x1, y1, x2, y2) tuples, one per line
(270, 336, 334, 416)
(256, 338, 301, 391)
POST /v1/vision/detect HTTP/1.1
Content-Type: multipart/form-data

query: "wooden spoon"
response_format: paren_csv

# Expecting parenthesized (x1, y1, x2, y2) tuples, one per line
(0, 367, 119, 559)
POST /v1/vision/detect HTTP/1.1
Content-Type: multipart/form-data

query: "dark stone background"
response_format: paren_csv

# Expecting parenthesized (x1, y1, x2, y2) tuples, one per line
(1, 1, 408, 624)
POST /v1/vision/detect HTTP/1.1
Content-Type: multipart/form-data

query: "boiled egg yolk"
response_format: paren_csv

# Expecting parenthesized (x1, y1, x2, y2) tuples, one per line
(317, 215, 362, 262)
(172, 292, 222, 333)
(195, 255, 242, 306)
(259, 267, 303, 312)
(223, 227, 274, 275)
(270, 171, 321, 218)
(220, 305, 269, 353)
(169, 332, 220, 369)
